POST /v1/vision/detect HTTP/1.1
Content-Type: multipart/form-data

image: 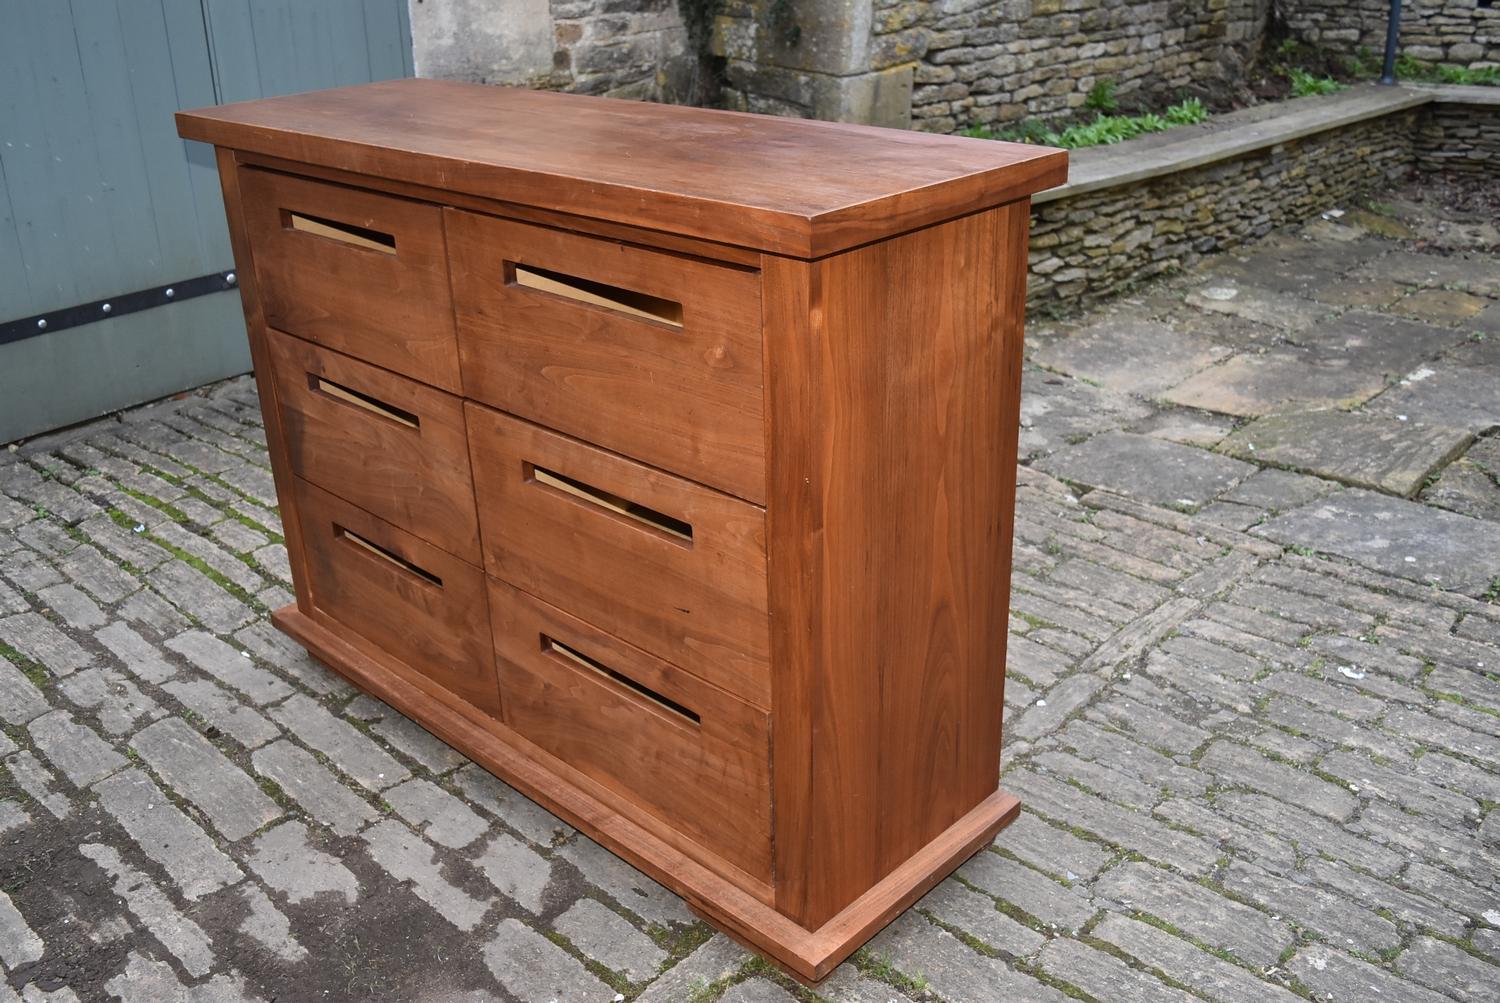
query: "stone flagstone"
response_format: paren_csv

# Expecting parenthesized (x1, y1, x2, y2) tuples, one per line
(1256, 489, 1500, 596)
(1285, 309, 1469, 374)
(1184, 281, 1334, 331)
(1163, 347, 1392, 417)
(1035, 430, 1255, 509)
(1421, 436, 1500, 521)
(1367, 362, 1500, 433)
(1218, 409, 1472, 496)
(1016, 370, 1154, 459)
(1030, 316, 1230, 396)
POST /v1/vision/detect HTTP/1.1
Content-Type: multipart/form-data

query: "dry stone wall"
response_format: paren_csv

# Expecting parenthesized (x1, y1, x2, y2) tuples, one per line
(1026, 110, 1421, 311)
(1282, 0, 1500, 68)
(1416, 98, 1500, 175)
(898, 0, 1272, 133)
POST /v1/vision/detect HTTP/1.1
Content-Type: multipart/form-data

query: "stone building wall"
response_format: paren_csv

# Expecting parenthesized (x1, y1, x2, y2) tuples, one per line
(409, 0, 698, 102)
(901, 0, 1272, 134)
(714, 0, 1274, 131)
(1026, 111, 1420, 311)
(1281, 0, 1500, 68)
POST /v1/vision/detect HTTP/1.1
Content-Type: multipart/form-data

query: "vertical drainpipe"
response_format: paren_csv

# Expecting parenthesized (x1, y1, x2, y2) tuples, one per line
(1379, 0, 1403, 85)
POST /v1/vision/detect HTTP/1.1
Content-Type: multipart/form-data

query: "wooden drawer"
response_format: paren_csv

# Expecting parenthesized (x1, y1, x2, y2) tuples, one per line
(446, 210, 766, 503)
(489, 578, 772, 883)
(239, 168, 460, 391)
(267, 331, 480, 564)
(294, 479, 500, 716)
(466, 403, 770, 708)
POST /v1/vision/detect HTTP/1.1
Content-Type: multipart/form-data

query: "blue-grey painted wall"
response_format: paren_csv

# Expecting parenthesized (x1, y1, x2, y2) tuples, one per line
(0, 0, 414, 444)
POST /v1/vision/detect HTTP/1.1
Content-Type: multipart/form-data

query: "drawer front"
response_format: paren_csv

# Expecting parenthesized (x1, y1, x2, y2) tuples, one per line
(294, 479, 500, 716)
(446, 210, 766, 503)
(489, 578, 772, 882)
(267, 331, 480, 564)
(239, 168, 460, 391)
(466, 403, 770, 708)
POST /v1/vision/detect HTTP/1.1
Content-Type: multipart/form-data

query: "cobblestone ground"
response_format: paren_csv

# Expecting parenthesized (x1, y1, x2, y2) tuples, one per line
(2, 178, 1499, 1002)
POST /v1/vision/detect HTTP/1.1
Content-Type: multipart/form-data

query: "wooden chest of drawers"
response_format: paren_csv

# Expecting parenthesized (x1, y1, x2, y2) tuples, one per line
(178, 79, 1065, 981)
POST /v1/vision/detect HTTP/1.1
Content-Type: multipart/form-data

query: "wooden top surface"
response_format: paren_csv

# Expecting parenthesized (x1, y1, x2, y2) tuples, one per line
(177, 78, 1067, 258)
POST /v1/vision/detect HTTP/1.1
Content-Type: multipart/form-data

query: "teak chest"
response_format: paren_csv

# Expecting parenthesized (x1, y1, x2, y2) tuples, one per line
(177, 78, 1067, 981)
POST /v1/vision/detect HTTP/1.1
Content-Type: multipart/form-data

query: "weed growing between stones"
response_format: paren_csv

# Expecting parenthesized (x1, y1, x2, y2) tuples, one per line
(964, 98, 1209, 149)
(1286, 67, 1343, 97)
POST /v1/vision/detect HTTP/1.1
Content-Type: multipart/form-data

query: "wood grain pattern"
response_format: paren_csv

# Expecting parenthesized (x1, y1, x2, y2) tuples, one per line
(762, 202, 1030, 929)
(266, 330, 481, 563)
(178, 78, 1067, 257)
(239, 167, 461, 390)
(466, 403, 771, 708)
(294, 478, 500, 716)
(233, 151, 765, 268)
(488, 578, 773, 883)
(448, 210, 766, 502)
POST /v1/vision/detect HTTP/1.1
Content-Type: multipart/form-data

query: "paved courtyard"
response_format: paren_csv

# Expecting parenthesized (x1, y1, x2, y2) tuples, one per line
(2, 178, 1499, 1002)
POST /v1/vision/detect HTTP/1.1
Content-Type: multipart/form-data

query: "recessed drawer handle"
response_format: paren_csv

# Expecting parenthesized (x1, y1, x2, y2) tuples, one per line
(512, 264, 683, 327)
(541, 634, 700, 727)
(308, 374, 421, 429)
(336, 525, 443, 587)
(284, 211, 396, 255)
(528, 464, 693, 545)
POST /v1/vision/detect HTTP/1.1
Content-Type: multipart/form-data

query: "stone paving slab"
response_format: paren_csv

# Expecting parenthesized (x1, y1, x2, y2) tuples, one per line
(1282, 309, 1471, 374)
(1367, 360, 1500, 434)
(2, 179, 1500, 1002)
(1016, 369, 1154, 460)
(1422, 436, 1500, 521)
(1030, 316, 1231, 396)
(1219, 410, 1472, 496)
(1256, 488, 1500, 596)
(1035, 430, 1256, 509)
(1161, 347, 1393, 417)
(1184, 281, 1337, 332)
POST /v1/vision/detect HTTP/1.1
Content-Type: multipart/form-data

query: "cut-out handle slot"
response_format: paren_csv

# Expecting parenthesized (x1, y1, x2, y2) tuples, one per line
(541, 634, 701, 727)
(309, 375, 420, 429)
(284, 211, 396, 254)
(512, 264, 683, 327)
(528, 465, 692, 544)
(336, 525, 442, 587)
